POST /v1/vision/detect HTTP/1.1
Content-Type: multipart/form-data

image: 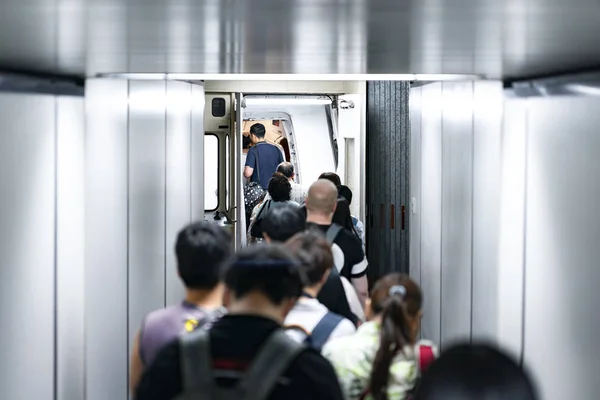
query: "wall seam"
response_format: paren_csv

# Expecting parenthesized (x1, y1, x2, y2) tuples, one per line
(125, 80, 131, 398)
(164, 81, 168, 307)
(469, 82, 476, 343)
(189, 84, 193, 222)
(520, 101, 530, 366)
(53, 95, 59, 400)
(439, 83, 444, 348)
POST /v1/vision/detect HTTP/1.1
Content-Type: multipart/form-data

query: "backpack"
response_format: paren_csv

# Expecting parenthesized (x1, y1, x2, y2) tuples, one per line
(249, 200, 272, 238)
(175, 329, 304, 400)
(285, 312, 344, 352)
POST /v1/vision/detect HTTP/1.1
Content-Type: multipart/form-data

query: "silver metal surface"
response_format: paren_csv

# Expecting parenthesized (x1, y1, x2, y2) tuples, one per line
(523, 96, 600, 400)
(56, 95, 86, 400)
(409, 86, 422, 285)
(440, 81, 474, 347)
(84, 79, 129, 400)
(0, 93, 56, 400)
(128, 80, 168, 362)
(3, 0, 600, 78)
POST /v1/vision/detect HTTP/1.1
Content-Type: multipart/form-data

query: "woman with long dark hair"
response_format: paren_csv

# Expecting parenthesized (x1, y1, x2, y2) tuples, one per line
(323, 273, 437, 400)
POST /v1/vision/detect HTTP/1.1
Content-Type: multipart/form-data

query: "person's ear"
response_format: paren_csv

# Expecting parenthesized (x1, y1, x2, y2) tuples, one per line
(222, 287, 233, 309)
(263, 232, 272, 243)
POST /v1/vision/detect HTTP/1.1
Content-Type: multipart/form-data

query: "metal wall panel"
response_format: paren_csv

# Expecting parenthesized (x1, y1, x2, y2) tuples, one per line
(440, 82, 474, 347)
(496, 99, 527, 360)
(191, 84, 206, 220)
(409, 86, 422, 285)
(366, 81, 410, 283)
(128, 81, 168, 360)
(165, 80, 193, 304)
(524, 97, 600, 400)
(419, 82, 443, 344)
(0, 93, 56, 400)
(56, 96, 86, 400)
(85, 79, 129, 400)
(471, 81, 503, 341)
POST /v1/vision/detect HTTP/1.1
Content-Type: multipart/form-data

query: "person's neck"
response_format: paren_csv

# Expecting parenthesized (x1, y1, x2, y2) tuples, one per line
(255, 138, 266, 143)
(302, 284, 322, 298)
(306, 211, 333, 226)
(227, 295, 286, 324)
(184, 287, 224, 309)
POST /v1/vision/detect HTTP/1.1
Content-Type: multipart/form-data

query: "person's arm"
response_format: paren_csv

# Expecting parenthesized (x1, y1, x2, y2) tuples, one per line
(351, 275, 369, 308)
(135, 341, 183, 400)
(349, 245, 369, 308)
(244, 148, 255, 179)
(130, 331, 144, 394)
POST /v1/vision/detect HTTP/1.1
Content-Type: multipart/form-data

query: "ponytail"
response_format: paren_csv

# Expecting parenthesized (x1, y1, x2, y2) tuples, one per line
(368, 285, 412, 400)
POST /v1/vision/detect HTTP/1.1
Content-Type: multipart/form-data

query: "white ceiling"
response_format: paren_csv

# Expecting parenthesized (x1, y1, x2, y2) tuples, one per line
(2, 0, 600, 79)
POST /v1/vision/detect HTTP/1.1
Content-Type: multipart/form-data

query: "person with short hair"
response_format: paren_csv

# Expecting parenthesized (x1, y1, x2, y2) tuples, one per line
(319, 172, 342, 187)
(244, 123, 284, 188)
(135, 244, 345, 400)
(261, 205, 358, 325)
(283, 230, 356, 350)
(129, 222, 232, 393)
(266, 161, 306, 204)
(306, 180, 369, 307)
(337, 185, 365, 249)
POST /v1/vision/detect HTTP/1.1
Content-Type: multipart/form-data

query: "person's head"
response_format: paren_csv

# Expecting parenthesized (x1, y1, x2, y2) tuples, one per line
(276, 162, 295, 180)
(332, 197, 359, 237)
(305, 179, 338, 222)
(175, 222, 233, 291)
(366, 273, 423, 400)
(414, 343, 538, 400)
(221, 243, 304, 322)
(285, 229, 334, 291)
(243, 134, 252, 150)
(337, 185, 353, 205)
(262, 204, 306, 243)
(268, 172, 292, 202)
(249, 123, 266, 143)
(318, 172, 342, 187)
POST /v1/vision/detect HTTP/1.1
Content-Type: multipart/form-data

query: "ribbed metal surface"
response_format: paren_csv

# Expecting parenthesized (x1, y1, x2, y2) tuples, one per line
(366, 81, 410, 283)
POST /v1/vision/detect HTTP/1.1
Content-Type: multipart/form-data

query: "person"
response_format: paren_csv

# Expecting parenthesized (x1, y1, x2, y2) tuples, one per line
(135, 244, 345, 400)
(247, 172, 300, 243)
(323, 274, 437, 400)
(242, 134, 253, 185)
(244, 123, 284, 189)
(262, 162, 306, 204)
(283, 230, 356, 350)
(332, 197, 361, 239)
(306, 179, 369, 307)
(337, 185, 366, 249)
(413, 343, 537, 400)
(319, 172, 342, 187)
(261, 205, 358, 326)
(129, 222, 232, 393)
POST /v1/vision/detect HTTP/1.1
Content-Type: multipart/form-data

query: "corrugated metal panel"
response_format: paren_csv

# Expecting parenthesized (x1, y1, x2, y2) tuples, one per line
(366, 81, 410, 283)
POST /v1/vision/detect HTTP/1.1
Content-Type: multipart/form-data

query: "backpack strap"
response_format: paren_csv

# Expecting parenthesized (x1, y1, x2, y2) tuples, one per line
(325, 223, 342, 244)
(179, 329, 215, 399)
(237, 329, 305, 400)
(309, 312, 344, 351)
(417, 344, 435, 374)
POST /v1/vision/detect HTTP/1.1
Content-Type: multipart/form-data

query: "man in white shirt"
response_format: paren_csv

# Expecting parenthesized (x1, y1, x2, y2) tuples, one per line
(283, 230, 356, 350)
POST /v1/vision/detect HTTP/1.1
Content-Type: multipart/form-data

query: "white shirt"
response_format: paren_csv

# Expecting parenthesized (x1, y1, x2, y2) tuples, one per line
(340, 276, 365, 321)
(284, 297, 356, 349)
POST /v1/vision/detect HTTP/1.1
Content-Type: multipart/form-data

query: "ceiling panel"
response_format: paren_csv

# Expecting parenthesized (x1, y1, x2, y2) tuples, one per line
(1, 0, 600, 79)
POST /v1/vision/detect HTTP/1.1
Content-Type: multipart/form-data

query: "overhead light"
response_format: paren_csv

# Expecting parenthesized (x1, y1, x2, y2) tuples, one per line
(97, 73, 482, 81)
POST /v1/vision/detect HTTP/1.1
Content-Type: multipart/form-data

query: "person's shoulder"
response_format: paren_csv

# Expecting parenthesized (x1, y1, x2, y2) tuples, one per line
(336, 229, 364, 254)
(292, 347, 340, 379)
(332, 317, 357, 338)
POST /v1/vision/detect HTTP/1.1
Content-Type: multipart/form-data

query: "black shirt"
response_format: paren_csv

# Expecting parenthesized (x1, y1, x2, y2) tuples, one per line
(318, 270, 359, 326)
(308, 223, 368, 280)
(135, 314, 344, 400)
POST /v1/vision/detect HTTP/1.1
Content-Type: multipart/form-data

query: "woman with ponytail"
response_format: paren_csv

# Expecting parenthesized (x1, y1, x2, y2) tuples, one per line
(322, 274, 437, 400)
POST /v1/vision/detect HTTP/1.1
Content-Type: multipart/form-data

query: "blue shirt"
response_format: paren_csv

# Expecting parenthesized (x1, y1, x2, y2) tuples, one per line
(245, 142, 284, 188)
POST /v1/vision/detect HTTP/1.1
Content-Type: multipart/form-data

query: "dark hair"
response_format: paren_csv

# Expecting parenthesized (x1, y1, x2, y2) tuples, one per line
(332, 198, 359, 238)
(262, 204, 306, 242)
(243, 134, 252, 150)
(338, 185, 353, 205)
(268, 172, 292, 202)
(222, 243, 304, 304)
(175, 222, 233, 290)
(277, 162, 294, 179)
(369, 274, 422, 400)
(285, 229, 333, 286)
(318, 172, 341, 187)
(250, 123, 266, 139)
(414, 343, 538, 400)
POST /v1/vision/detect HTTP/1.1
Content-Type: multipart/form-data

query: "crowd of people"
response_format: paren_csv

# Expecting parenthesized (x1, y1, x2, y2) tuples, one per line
(130, 123, 538, 399)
